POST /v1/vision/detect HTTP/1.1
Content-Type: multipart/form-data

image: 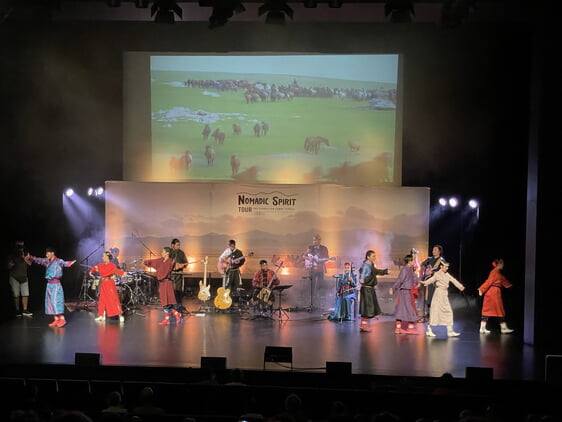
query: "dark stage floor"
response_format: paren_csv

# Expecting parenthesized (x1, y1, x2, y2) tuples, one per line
(0, 289, 542, 383)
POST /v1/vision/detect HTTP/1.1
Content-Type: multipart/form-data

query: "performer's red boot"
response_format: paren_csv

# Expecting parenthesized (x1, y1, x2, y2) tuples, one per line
(159, 313, 171, 325)
(406, 323, 418, 335)
(172, 309, 182, 324)
(360, 318, 370, 332)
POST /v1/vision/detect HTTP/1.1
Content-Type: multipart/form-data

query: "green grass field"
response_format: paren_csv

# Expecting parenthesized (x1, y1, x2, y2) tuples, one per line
(151, 71, 397, 183)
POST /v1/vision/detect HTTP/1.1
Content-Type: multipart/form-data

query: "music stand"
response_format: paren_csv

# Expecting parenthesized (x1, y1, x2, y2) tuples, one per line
(271, 285, 292, 321)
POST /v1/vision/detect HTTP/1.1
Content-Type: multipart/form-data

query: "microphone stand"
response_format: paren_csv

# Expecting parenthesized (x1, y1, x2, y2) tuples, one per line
(76, 241, 104, 311)
(131, 232, 156, 257)
(80, 241, 105, 266)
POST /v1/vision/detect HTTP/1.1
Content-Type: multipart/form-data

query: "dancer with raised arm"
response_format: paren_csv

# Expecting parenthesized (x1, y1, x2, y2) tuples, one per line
(27, 246, 76, 327)
(421, 261, 465, 337)
(89, 250, 126, 323)
(144, 247, 182, 325)
(358, 250, 388, 332)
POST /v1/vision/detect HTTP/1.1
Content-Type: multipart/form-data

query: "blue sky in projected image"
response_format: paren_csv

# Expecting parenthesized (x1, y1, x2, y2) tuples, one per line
(151, 54, 398, 83)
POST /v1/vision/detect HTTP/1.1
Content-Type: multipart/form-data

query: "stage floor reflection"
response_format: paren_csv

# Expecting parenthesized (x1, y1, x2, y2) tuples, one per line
(0, 294, 541, 382)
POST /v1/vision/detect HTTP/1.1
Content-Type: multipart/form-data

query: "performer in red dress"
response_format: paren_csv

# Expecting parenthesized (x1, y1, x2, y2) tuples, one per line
(478, 258, 514, 334)
(89, 251, 126, 323)
(144, 247, 182, 325)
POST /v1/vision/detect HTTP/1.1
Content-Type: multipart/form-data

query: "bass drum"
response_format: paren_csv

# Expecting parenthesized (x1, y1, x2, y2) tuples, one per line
(117, 283, 133, 308)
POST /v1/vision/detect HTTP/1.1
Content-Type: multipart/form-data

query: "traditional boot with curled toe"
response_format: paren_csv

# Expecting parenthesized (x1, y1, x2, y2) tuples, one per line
(500, 322, 514, 333)
(425, 325, 436, 337)
(406, 323, 419, 335)
(447, 326, 460, 337)
(159, 311, 171, 325)
(172, 309, 182, 324)
(359, 318, 371, 332)
(479, 320, 490, 334)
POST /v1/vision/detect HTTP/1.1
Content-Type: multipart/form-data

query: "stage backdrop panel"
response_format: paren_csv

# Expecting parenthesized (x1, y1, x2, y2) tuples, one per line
(105, 181, 428, 309)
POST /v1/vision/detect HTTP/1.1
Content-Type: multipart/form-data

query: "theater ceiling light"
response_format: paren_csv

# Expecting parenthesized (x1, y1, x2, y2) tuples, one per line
(384, 0, 415, 23)
(151, 0, 183, 23)
(258, 0, 293, 24)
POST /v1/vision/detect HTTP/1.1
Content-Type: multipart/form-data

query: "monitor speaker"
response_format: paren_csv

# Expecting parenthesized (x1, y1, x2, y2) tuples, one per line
(74, 352, 102, 366)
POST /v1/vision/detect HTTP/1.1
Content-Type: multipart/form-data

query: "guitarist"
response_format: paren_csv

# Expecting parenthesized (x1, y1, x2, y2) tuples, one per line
(170, 238, 189, 304)
(218, 239, 246, 304)
(302, 234, 330, 310)
(419, 244, 445, 319)
(251, 260, 280, 314)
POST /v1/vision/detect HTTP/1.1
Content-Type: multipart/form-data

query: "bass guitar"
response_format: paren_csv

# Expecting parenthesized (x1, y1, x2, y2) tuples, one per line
(214, 272, 233, 310)
(197, 256, 210, 301)
(217, 252, 254, 274)
(257, 261, 283, 305)
(304, 254, 335, 270)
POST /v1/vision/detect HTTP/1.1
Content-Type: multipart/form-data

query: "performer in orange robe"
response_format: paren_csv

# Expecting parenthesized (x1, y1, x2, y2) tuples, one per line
(478, 258, 513, 334)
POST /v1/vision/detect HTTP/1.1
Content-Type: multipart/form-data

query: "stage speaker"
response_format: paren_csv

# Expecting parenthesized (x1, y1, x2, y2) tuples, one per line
(200, 356, 227, 370)
(264, 346, 293, 370)
(465, 366, 493, 382)
(545, 355, 562, 384)
(74, 352, 102, 367)
(326, 361, 352, 376)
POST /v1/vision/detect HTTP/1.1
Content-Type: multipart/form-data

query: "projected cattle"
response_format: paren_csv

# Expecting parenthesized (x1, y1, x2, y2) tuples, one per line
(348, 141, 360, 152)
(261, 121, 269, 136)
(205, 145, 215, 165)
(304, 136, 330, 154)
(230, 154, 240, 177)
(145, 54, 400, 185)
(202, 124, 211, 141)
(212, 129, 225, 144)
(169, 150, 192, 175)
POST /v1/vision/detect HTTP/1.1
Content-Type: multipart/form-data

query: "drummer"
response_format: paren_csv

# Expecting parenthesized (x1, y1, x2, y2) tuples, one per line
(327, 262, 357, 322)
(89, 251, 126, 323)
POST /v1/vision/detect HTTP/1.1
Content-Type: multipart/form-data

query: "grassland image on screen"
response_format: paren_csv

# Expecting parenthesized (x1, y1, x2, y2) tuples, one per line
(150, 54, 399, 185)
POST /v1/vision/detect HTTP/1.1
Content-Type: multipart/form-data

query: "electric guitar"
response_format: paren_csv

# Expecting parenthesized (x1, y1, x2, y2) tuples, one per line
(304, 254, 336, 270)
(258, 261, 283, 304)
(217, 251, 254, 274)
(197, 256, 210, 301)
(214, 272, 233, 310)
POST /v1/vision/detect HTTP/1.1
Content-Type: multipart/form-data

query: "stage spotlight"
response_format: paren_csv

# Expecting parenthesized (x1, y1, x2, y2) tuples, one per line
(468, 199, 479, 209)
(208, 0, 245, 29)
(259, 0, 293, 25)
(95, 187, 104, 197)
(440, 0, 476, 28)
(438, 197, 448, 207)
(384, 0, 414, 23)
(64, 188, 74, 197)
(448, 197, 459, 208)
(151, 0, 183, 23)
(87, 187, 94, 197)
